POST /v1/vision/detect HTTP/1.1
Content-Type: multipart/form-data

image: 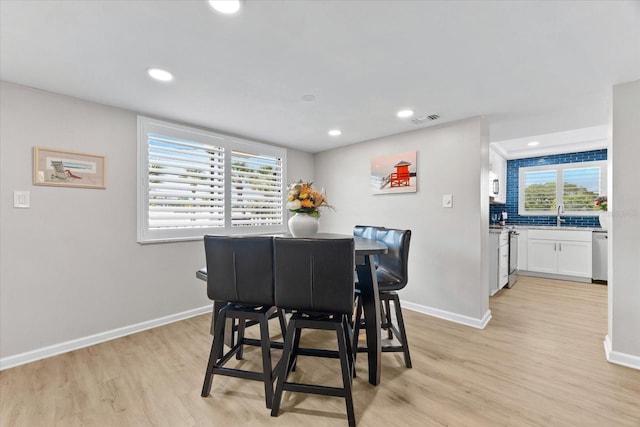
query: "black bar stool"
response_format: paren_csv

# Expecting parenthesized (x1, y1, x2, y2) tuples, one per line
(353, 226, 412, 369)
(271, 237, 357, 427)
(200, 235, 283, 409)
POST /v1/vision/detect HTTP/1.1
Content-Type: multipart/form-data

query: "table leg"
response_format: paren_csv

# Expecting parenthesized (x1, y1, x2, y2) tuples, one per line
(355, 254, 381, 386)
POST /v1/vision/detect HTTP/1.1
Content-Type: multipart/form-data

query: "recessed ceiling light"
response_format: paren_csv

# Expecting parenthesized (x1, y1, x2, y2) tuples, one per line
(208, 0, 241, 14)
(147, 68, 174, 82)
(528, 141, 540, 146)
(301, 94, 316, 102)
(397, 109, 414, 118)
(328, 130, 342, 136)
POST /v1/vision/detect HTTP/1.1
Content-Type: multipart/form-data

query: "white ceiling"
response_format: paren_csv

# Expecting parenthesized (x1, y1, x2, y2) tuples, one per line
(1, 1, 639, 154)
(491, 125, 609, 160)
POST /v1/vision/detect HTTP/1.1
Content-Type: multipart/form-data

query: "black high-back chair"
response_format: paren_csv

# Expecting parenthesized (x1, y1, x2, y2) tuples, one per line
(353, 224, 379, 240)
(271, 237, 357, 427)
(201, 235, 280, 409)
(353, 226, 412, 368)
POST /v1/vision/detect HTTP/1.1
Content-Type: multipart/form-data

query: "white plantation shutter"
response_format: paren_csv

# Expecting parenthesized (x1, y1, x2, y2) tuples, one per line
(519, 160, 606, 216)
(522, 169, 557, 212)
(562, 166, 602, 212)
(231, 150, 283, 227)
(138, 117, 286, 242)
(148, 135, 225, 229)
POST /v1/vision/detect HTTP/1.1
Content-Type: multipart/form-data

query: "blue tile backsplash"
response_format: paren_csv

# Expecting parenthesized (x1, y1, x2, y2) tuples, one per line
(489, 149, 607, 228)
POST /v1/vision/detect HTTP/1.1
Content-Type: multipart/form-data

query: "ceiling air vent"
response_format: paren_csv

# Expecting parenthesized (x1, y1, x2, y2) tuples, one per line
(411, 114, 440, 125)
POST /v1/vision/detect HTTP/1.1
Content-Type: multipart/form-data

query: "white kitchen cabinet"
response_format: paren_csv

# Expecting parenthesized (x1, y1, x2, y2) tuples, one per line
(489, 230, 509, 295)
(526, 229, 592, 279)
(527, 239, 557, 273)
(489, 148, 507, 204)
(556, 241, 592, 276)
(498, 244, 509, 287)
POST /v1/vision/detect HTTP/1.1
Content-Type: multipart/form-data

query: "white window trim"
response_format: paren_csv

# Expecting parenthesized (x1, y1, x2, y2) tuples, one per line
(137, 116, 287, 243)
(518, 160, 606, 216)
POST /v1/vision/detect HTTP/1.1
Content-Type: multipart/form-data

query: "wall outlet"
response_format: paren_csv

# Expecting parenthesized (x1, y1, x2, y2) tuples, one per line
(442, 194, 453, 208)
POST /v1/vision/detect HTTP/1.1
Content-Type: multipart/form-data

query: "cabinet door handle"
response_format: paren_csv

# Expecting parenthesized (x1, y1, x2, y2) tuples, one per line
(559, 242, 562, 251)
(554, 243, 556, 251)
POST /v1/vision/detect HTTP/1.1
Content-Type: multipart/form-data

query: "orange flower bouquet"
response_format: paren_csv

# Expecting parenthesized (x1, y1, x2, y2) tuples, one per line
(286, 181, 331, 218)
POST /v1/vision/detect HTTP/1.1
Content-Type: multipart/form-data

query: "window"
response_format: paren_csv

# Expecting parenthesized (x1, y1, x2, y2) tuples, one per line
(519, 161, 606, 216)
(138, 117, 286, 243)
(230, 150, 283, 227)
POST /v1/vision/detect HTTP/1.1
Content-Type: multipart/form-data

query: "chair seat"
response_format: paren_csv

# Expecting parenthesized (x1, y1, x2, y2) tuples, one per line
(375, 268, 403, 292)
(354, 268, 402, 292)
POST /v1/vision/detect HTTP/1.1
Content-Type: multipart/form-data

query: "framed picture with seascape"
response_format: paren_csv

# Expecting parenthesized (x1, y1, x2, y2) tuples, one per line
(370, 150, 417, 195)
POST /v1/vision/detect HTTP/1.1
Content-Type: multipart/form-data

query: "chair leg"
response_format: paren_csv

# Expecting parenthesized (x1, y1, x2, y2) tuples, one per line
(336, 316, 356, 427)
(201, 307, 228, 397)
(278, 309, 287, 338)
(352, 294, 363, 367)
(258, 313, 274, 409)
(201, 340, 217, 397)
(271, 319, 297, 417)
(384, 297, 393, 339)
(341, 315, 355, 379)
(236, 319, 246, 360)
(392, 294, 412, 368)
(289, 326, 302, 373)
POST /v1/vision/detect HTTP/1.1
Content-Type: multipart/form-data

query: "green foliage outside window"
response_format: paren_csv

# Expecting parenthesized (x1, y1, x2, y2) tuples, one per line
(524, 182, 556, 212)
(563, 183, 599, 211)
(525, 182, 599, 212)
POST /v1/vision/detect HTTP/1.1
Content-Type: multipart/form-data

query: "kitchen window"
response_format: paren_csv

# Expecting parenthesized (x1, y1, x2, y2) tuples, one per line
(518, 160, 606, 216)
(137, 117, 286, 243)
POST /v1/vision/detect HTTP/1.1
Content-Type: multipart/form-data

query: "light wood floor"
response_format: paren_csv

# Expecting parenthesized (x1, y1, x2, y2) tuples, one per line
(2, 276, 639, 426)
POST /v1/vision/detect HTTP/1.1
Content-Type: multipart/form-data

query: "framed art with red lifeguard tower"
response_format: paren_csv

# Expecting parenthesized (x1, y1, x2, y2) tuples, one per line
(370, 150, 417, 195)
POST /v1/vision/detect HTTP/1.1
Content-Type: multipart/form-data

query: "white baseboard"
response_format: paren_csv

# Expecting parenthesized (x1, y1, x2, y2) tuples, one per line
(603, 335, 640, 371)
(401, 299, 492, 329)
(0, 304, 213, 371)
(519, 271, 591, 283)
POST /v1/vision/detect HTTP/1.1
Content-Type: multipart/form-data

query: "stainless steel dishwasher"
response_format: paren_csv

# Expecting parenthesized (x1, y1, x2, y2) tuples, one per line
(592, 231, 608, 283)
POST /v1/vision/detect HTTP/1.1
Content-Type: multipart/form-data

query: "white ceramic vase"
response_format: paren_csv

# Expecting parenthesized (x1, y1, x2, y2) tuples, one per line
(288, 213, 319, 238)
(598, 212, 609, 230)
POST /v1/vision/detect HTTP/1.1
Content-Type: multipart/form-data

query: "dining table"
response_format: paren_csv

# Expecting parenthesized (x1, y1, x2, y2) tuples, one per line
(196, 232, 387, 386)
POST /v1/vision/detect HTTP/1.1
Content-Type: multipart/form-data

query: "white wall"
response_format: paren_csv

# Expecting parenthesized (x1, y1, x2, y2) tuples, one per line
(0, 82, 313, 366)
(607, 79, 640, 368)
(314, 117, 491, 326)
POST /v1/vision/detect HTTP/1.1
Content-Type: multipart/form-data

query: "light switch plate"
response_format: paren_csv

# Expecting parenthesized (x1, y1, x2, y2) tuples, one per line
(442, 194, 453, 208)
(13, 191, 30, 208)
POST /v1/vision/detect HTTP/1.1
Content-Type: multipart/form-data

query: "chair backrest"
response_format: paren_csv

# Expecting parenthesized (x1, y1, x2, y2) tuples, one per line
(203, 235, 275, 306)
(354, 225, 386, 265)
(353, 225, 382, 240)
(273, 238, 355, 315)
(376, 228, 411, 289)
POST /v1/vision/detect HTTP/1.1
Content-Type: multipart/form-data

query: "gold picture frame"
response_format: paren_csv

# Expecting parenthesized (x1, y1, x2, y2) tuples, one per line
(33, 147, 106, 189)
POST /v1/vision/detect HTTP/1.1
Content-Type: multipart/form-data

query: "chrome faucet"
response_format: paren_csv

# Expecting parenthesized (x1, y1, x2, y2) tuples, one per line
(556, 205, 566, 227)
